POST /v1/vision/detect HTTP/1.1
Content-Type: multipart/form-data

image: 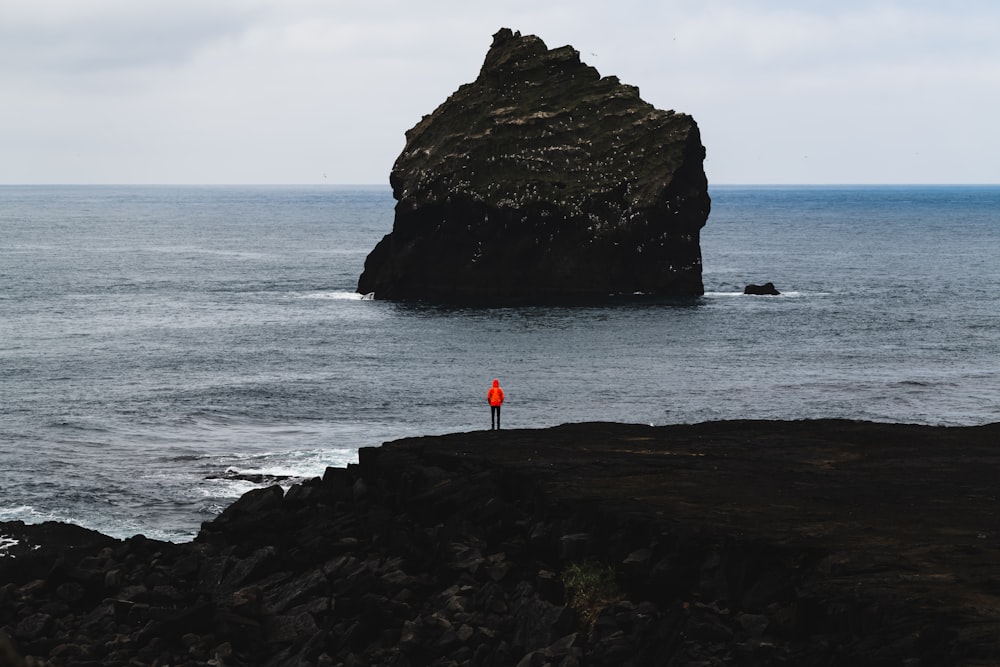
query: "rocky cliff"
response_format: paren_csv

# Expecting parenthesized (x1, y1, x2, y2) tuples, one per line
(357, 28, 710, 303)
(4, 420, 1000, 666)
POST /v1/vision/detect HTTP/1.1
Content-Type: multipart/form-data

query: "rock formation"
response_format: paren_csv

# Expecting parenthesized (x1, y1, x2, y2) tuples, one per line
(4, 420, 1000, 665)
(357, 28, 710, 302)
(744, 282, 781, 295)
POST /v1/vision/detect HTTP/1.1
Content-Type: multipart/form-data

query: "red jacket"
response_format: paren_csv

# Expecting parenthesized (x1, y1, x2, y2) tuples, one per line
(487, 379, 505, 407)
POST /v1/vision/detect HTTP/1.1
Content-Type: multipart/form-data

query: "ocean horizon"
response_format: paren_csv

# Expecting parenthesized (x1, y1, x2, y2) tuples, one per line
(2, 183, 998, 541)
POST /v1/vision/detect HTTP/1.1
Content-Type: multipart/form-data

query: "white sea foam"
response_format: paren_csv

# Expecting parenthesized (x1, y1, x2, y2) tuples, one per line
(0, 504, 61, 523)
(197, 447, 359, 506)
(223, 447, 357, 481)
(200, 477, 260, 498)
(1, 535, 21, 554)
(703, 290, 804, 298)
(297, 290, 365, 300)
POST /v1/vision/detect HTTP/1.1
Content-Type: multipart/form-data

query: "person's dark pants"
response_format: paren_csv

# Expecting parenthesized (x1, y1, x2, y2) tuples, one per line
(491, 405, 501, 430)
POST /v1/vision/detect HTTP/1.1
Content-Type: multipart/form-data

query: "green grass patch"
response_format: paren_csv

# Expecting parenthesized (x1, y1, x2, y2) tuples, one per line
(561, 560, 622, 627)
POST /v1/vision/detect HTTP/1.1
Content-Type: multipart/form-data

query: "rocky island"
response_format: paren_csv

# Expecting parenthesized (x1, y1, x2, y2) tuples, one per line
(357, 28, 710, 303)
(4, 420, 1000, 665)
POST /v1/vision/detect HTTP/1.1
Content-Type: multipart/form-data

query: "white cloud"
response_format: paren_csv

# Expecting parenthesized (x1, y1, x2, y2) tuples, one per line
(0, 2, 260, 84)
(1, 1, 998, 183)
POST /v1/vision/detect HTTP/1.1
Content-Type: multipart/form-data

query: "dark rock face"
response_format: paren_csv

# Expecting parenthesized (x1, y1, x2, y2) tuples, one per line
(357, 28, 710, 303)
(744, 282, 780, 295)
(4, 420, 1000, 665)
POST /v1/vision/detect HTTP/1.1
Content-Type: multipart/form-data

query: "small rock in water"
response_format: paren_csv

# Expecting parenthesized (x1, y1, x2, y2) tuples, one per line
(205, 470, 293, 485)
(744, 282, 780, 295)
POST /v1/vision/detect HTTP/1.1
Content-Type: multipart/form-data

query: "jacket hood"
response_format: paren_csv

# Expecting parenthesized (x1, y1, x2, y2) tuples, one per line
(492, 379, 499, 387)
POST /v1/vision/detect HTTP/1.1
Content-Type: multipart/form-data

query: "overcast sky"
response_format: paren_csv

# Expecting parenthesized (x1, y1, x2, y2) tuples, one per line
(2, 1, 998, 185)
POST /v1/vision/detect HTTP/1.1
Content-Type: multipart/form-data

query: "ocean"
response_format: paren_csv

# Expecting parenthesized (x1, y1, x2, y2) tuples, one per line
(2, 184, 998, 542)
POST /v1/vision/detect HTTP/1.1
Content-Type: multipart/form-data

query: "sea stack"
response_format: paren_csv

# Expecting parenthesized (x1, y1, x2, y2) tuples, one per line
(358, 28, 710, 303)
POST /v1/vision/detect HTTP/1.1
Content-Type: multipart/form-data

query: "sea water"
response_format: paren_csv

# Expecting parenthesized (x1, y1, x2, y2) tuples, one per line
(2, 184, 998, 541)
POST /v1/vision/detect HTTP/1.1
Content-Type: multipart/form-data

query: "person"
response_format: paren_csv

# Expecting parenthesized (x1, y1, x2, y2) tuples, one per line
(487, 378, 505, 430)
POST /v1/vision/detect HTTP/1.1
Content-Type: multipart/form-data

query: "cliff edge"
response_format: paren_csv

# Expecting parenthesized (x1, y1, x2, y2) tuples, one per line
(357, 28, 710, 303)
(4, 420, 1000, 665)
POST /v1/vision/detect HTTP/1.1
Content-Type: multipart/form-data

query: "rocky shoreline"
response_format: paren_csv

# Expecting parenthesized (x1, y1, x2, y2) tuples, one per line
(3, 419, 1000, 666)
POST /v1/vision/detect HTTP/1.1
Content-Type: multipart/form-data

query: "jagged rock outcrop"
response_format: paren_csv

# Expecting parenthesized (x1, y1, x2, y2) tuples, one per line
(357, 28, 710, 302)
(4, 420, 1000, 665)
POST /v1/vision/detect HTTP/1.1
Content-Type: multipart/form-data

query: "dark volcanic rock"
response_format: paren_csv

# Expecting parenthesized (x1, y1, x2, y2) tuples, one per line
(358, 28, 710, 303)
(6, 420, 1000, 665)
(744, 281, 781, 295)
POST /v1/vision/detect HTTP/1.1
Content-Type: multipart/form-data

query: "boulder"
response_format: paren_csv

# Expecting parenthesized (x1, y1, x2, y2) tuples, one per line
(357, 28, 710, 303)
(744, 282, 780, 295)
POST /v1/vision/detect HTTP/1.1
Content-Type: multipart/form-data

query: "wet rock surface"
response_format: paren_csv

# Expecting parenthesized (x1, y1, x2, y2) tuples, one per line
(357, 28, 710, 303)
(4, 419, 1000, 665)
(743, 282, 780, 296)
